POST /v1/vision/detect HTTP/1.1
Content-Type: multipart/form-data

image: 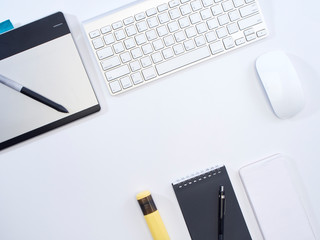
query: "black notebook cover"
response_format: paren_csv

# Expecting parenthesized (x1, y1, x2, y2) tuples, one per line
(172, 166, 251, 240)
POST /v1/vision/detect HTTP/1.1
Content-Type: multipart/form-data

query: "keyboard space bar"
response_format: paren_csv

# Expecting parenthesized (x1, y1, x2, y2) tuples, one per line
(155, 46, 211, 75)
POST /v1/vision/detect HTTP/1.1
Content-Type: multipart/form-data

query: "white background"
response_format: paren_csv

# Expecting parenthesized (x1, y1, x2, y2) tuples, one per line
(1, 0, 320, 239)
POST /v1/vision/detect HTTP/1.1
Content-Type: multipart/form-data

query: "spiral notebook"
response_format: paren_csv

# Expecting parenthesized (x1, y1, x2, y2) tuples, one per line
(172, 165, 251, 240)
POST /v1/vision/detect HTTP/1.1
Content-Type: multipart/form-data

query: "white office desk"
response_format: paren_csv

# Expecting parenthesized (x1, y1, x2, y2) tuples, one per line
(1, 0, 320, 239)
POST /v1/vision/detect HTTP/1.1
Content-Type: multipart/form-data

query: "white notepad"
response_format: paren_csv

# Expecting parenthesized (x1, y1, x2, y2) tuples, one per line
(239, 154, 315, 240)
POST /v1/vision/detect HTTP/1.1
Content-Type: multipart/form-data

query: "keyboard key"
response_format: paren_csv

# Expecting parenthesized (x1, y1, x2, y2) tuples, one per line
(246, 33, 256, 41)
(104, 34, 115, 44)
(135, 34, 147, 45)
(92, 38, 104, 49)
(173, 44, 185, 55)
(235, 37, 245, 45)
(141, 56, 152, 67)
(196, 23, 207, 34)
(135, 12, 146, 21)
(207, 18, 219, 29)
(147, 17, 159, 28)
(158, 12, 170, 24)
(124, 38, 136, 49)
(164, 35, 175, 46)
(229, 10, 240, 21)
(125, 25, 137, 37)
(257, 29, 267, 37)
(195, 35, 206, 46)
(211, 5, 223, 16)
(120, 52, 132, 63)
(101, 26, 112, 34)
(180, 4, 192, 16)
(190, 0, 202, 11)
(168, 22, 179, 32)
(179, 17, 191, 28)
(202, 0, 213, 7)
(157, 25, 169, 37)
(131, 72, 144, 84)
(101, 56, 121, 70)
(112, 21, 123, 30)
(146, 29, 157, 41)
(131, 48, 143, 59)
(89, 30, 100, 38)
(185, 27, 197, 38)
(109, 81, 122, 93)
(200, 9, 212, 20)
(129, 61, 141, 71)
(146, 8, 157, 16)
(124, 17, 134, 25)
(105, 65, 130, 81)
(233, 0, 244, 7)
(227, 22, 239, 34)
(151, 52, 163, 63)
(162, 48, 174, 59)
(142, 44, 153, 54)
(238, 14, 262, 30)
(239, 3, 258, 17)
(169, 8, 181, 19)
(223, 36, 235, 49)
(222, 0, 234, 11)
(205, 31, 217, 42)
(156, 46, 210, 75)
(209, 41, 224, 54)
(97, 47, 113, 60)
(120, 76, 133, 89)
(190, 13, 201, 24)
(142, 67, 157, 80)
(218, 14, 229, 25)
(169, 0, 180, 8)
(216, 27, 228, 38)
(174, 30, 186, 42)
(113, 42, 125, 53)
(184, 39, 195, 51)
(115, 29, 126, 40)
(153, 39, 164, 51)
(136, 21, 148, 32)
(158, 4, 168, 12)
(244, 28, 255, 36)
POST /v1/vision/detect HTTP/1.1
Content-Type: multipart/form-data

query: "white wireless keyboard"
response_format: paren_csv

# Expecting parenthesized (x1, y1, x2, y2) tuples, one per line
(84, 0, 268, 95)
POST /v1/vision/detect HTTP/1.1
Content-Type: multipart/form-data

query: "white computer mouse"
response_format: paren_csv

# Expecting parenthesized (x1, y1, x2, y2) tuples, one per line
(256, 51, 305, 119)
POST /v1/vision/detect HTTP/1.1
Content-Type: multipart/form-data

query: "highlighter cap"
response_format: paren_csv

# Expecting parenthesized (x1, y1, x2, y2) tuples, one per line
(137, 191, 157, 215)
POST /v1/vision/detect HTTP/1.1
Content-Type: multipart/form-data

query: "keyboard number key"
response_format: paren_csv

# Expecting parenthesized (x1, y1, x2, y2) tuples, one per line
(104, 34, 115, 44)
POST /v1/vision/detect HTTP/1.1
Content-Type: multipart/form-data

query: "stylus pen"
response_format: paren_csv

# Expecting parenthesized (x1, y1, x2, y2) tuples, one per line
(0, 74, 68, 113)
(218, 185, 226, 240)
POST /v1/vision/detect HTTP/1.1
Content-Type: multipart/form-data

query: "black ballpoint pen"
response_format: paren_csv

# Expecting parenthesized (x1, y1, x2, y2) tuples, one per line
(0, 74, 68, 113)
(218, 185, 226, 240)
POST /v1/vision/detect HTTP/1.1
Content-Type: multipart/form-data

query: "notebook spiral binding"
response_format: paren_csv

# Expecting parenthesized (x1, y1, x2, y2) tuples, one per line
(172, 165, 224, 189)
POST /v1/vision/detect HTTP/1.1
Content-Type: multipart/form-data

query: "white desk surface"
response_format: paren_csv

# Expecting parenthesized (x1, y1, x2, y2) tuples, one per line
(1, 0, 320, 239)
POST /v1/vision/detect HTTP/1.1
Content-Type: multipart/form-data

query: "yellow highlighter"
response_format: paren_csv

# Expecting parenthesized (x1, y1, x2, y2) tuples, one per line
(136, 191, 170, 240)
